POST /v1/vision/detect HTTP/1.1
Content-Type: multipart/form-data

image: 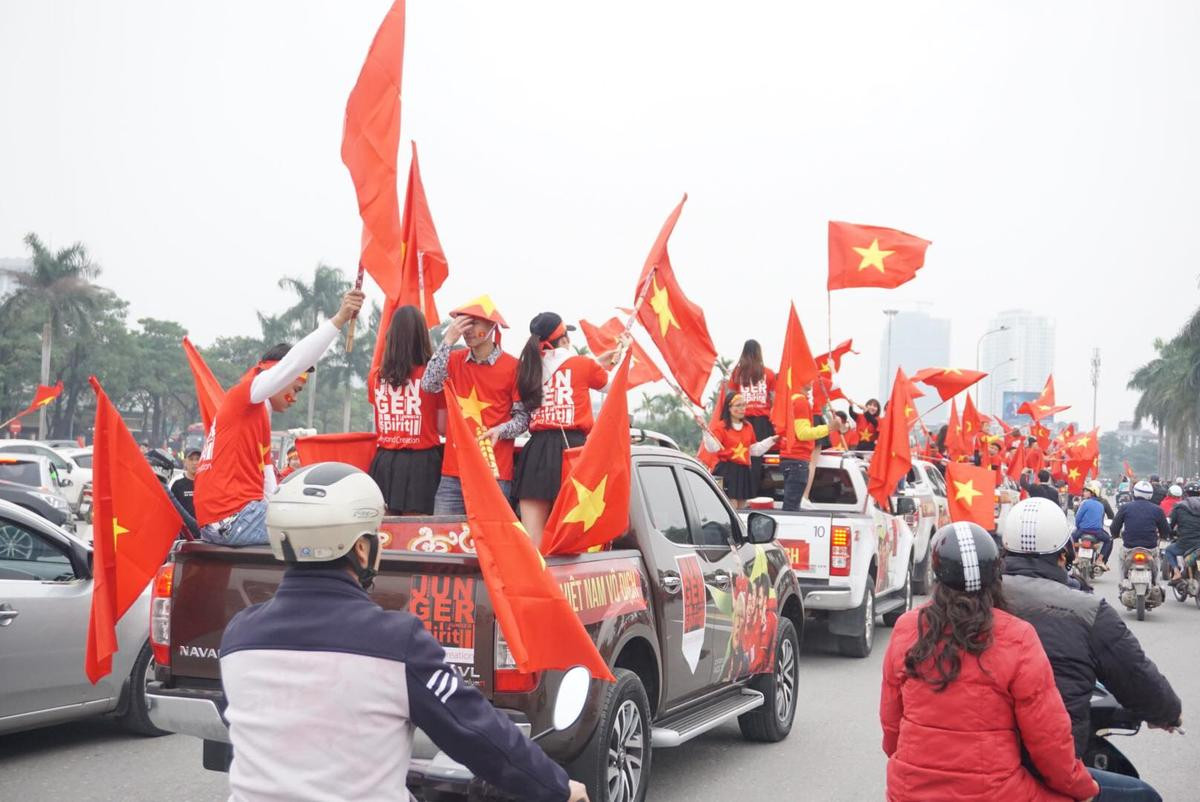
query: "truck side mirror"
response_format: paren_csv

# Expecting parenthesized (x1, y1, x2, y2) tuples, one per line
(892, 496, 917, 517)
(745, 512, 777, 544)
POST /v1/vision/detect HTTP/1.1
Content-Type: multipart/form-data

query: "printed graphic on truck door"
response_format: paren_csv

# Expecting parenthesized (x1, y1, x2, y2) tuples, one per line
(720, 545, 779, 681)
(407, 575, 479, 684)
(676, 554, 706, 673)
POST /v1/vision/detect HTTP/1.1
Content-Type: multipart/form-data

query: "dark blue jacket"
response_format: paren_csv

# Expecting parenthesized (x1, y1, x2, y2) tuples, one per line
(1111, 498, 1170, 549)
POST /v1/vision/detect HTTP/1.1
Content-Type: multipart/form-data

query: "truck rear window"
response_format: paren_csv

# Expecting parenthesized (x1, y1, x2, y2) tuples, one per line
(809, 467, 858, 505)
(0, 462, 39, 486)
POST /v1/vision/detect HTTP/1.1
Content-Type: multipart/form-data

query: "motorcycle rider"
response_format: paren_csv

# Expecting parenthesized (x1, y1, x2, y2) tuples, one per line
(1148, 474, 1167, 506)
(1020, 468, 1060, 504)
(219, 463, 587, 802)
(1111, 480, 1171, 574)
(1001, 497, 1182, 801)
(1165, 481, 1200, 584)
(1073, 481, 1114, 570)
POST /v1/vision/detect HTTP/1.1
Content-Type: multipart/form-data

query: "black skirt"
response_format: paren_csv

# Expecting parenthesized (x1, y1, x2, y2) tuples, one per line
(746, 414, 775, 497)
(514, 428, 587, 501)
(369, 446, 443, 515)
(715, 461, 754, 501)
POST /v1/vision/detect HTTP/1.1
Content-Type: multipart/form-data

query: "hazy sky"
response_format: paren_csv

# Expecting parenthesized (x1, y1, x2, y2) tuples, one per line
(3, 1, 1198, 431)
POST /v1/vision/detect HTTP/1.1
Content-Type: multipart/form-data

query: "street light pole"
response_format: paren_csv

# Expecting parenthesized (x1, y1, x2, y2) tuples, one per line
(1090, 348, 1101, 430)
(883, 309, 899, 392)
(976, 325, 1010, 410)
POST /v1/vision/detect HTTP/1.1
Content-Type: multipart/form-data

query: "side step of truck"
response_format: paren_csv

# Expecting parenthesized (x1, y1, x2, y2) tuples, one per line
(651, 689, 765, 748)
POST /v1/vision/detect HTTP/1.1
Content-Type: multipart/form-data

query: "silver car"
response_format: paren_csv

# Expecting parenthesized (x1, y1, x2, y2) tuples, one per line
(0, 499, 162, 736)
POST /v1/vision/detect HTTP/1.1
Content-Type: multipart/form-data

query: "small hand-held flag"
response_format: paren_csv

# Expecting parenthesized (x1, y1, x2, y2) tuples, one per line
(911, 367, 988, 402)
(579, 317, 663, 389)
(1, 382, 64, 429)
(770, 303, 820, 452)
(946, 462, 997, 530)
(827, 221, 931, 291)
(85, 378, 184, 683)
(944, 399, 967, 461)
(181, 338, 225, 434)
(866, 369, 917, 510)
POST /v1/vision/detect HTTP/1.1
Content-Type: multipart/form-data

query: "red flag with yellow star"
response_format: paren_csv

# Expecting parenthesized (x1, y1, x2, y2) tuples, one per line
(542, 354, 633, 556)
(1006, 439, 1027, 482)
(946, 462, 996, 530)
(827, 221, 931, 291)
(1018, 375, 1070, 421)
(1067, 427, 1100, 463)
(341, 0, 407, 301)
(867, 369, 917, 509)
(2, 381, 64, 428)
(770, 303, 820, 452)
(1124, 460, 1135, 481)
(579, 317, 663, 389)
(182, 338, 225, 435)
(633, 195, 717, 405)
(85, 378, 184, 683)
(696, 377, 728, 471)
(961, 393, 983, 452)
(393, 141, 448, 327)
(911, 367, 988, 403)
(944, 399, 968, 461)
(445, 386, 614, 681)
(1065, 459, 1091, 495)
(815, 338, 857, 378)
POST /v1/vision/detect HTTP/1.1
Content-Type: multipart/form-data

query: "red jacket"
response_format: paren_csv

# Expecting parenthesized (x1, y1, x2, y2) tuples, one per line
(881, 608, 1098, 802)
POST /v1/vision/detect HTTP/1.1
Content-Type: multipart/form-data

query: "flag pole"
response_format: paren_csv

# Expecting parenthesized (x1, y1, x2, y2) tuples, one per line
(345, 262, 366, 353)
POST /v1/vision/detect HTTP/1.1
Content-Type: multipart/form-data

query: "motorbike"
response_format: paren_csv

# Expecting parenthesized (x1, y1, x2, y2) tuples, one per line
(1085, 683, 1144, 777)
(1118, 547, 1165, 621)
(1168, 546, 1200, 609)
(1072, 532, 1107, 591)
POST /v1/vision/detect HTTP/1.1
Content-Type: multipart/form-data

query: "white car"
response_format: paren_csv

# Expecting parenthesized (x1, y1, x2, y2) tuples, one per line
(0, 499, 160, 736)
(0, 440, 90, 514)
(0, 454, 73, 523)
(902, 460, 952, 595)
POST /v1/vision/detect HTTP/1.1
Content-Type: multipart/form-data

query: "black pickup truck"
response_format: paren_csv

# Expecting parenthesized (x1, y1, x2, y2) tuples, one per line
(145, 446, 804, 801)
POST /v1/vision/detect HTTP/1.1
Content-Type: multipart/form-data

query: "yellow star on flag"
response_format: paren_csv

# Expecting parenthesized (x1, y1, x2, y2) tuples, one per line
(904, 405, 915, 418)
(852, 239, 895, 273)
(1067, 467, 1081, 481)
(648, 277, 680, 338)
(731, 442, 749, 463)
(942, 367, 963, 375)
(36, 397, 55, 407)
(1073, 436, 1090, 448)
(112, 517, 130, 548)
(819, 360, 833, 374)
(562, 476, 609, 532)
(953, 480, 983, 506)
(457, 386, 493, 428)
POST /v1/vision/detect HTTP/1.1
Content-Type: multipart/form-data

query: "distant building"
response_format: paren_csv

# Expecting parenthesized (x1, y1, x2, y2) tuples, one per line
(878, 310, 951, 425)
(0, 257, 32, 301)
(978, 310, 1055, 421)
(1111, 420, 1158, 448)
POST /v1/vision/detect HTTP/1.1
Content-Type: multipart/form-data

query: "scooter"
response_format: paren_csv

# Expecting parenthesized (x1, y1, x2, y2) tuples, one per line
(1085, 683, 1185, 779)
(1118, 547, 1165, 621)
(1168, 546, 1200, 609)
(1072, 533, 1106, 591)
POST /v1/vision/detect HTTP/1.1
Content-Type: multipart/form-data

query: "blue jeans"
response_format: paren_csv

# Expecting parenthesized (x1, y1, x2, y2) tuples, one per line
(200, 498, 269, 546)
(1089, 768, 1161, 801)
(781, 459, 809, 512)
(1074, 528, 1114, 562)
(433, 475, 513, 515)
(1162, 541, 1188, 576)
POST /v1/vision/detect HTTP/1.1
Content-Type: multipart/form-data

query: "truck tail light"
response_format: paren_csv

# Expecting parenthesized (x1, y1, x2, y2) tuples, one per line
(830, 525, 852, 577)
(494, 625, 539, 693)
(150, 562, 174, 666)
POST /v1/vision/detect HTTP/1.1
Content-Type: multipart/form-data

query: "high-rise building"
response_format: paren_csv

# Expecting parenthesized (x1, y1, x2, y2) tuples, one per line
(977, 309, 1055, 421)
(878, 310, 951, 425)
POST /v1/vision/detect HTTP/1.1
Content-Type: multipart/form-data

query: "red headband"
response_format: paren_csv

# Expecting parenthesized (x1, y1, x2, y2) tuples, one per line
(539, 323, 567, 351)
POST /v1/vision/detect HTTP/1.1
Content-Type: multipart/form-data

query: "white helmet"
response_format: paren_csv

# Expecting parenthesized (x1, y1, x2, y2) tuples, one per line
(267, 463, 384, 578)
(1169, 484, 1183, 498)
(1133, 480, 1154, 500)
(1001, 497, 1070, 555)
(1175, 477, 1185, 485)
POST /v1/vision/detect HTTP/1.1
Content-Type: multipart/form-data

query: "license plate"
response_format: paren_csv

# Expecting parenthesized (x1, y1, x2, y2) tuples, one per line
(1077, 547, 1094, 559)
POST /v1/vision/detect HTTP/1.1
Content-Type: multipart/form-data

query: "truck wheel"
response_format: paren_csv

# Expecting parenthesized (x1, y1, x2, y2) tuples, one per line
(913, 550, 933, 596)
(738, 618, 799, 743)
(882, 563, 913, 627)
(836, 586, 874, 658)
(572, 668, 652, 802)
(118, 641, 168, 736)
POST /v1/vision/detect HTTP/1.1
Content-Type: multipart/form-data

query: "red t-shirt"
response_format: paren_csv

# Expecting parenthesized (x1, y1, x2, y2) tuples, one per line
(710, 420, 756, 466)
(778, 395, 824, 461)
(443, 349, 520, 480)
(529, 356, 608, 433)
(372, 366, 443, 450)
(854, 412, 879, 445)
(733, 368, 776, 418)
(194, 371, 272, 526)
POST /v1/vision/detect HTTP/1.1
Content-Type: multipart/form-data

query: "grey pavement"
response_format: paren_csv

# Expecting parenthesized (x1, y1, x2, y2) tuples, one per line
(1, 573, 1194, 801)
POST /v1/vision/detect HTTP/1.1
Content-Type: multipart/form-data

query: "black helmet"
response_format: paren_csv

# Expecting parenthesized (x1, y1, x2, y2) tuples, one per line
(931, 522, 1000, 593)
(1186, 482, 1200, 498)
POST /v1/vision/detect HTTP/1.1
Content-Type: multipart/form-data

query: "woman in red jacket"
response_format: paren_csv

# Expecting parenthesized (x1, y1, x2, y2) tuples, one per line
(880, 522, 1098, 802)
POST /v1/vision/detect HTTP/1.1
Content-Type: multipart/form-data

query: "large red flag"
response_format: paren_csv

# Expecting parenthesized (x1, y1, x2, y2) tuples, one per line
(946, 463, 997, 530)
(911, 367, 988, 403)
(182, 338, 225, 434)
(341, 0, 407, 301)
(770, 303, 820, 452)
(827, 221, 931, 291)
(1065, 459, 1091, 495)
(445, 385, 614, 681)
(542, 354, 633, 555)
(85, 378, 184, 683)
(1, 381, 64, 427)
(394, 142, 448, 327)
(578, 317, 663, 389)
(1067, 428, 1100, 463)
(867, 369, 916, 509)
(633, 195, 717, 406)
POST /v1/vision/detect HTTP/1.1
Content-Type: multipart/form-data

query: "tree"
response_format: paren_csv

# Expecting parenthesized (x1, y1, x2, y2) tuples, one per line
(1128, 334, 1199, 477)
(275, 264, 350, 427)
(0, 233, 107, 436)
(130, 318, 196, 445)
(633, 391, 702, 452)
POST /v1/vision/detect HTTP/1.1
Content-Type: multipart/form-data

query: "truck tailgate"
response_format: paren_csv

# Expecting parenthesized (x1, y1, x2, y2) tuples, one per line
(771, 513, 835, 579)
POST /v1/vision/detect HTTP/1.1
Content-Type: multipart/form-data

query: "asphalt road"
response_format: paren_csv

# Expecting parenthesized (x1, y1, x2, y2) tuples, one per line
(1, 571, 1195, 801)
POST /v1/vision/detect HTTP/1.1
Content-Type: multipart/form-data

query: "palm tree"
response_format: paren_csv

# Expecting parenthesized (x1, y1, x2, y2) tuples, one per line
(0, 233, 105, 436)
(275, 264, 350, 427)
(1128, 335, 1200, 477)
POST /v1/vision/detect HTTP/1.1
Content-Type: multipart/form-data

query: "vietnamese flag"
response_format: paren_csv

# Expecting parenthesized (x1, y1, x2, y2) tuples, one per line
(542, 354, 634, 556)
(1031, 422, 1052, 450)
(341, 0, 407, 301)
(815, 338, 857, 377)
(395, 142, 448, 328)
(946, 463, 997, 530)
(697, 377, 728, 471)
(1005, 438, 1027, 482)
(911, 367, 988, 403)
(944, 399, 968, 461)
(579, 317, 663, 389)
(2, 381, 64, 427)
(633, 195, 717, 406)
(867, 369, 917, 509)
(1018, 375, 1070, 421)
(445, 385, 614, 681)
(1068, 428, 1100, 463)
(1124, 460, 1136, 481)
(813, 377, 847, 410)
(1065, 459, 1091, 495)
(770, 303, 820, 452)
(85, 378, 184, 683)
(182, 338, 225, 435)
(961, 393, 983, 451)
(827, 221, 931, 291)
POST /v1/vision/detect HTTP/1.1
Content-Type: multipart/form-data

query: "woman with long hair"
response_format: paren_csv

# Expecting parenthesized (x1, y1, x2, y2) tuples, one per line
(513, 312, 624, 546)
(730, 339, 776, 495)
(880, 522, 1098, 801)
(368, 305, 444, 515)
(851, 398, 881, 451)
(701, 391, 777, 508)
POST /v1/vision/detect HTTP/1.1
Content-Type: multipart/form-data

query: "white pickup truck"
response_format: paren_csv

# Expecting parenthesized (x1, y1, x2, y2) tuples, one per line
(758, 450, 916, 657)
(899, 460, 952, 595)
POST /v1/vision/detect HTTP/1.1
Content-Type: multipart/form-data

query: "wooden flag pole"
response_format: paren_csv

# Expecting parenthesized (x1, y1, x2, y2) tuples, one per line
(345, 263, 365, 353)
